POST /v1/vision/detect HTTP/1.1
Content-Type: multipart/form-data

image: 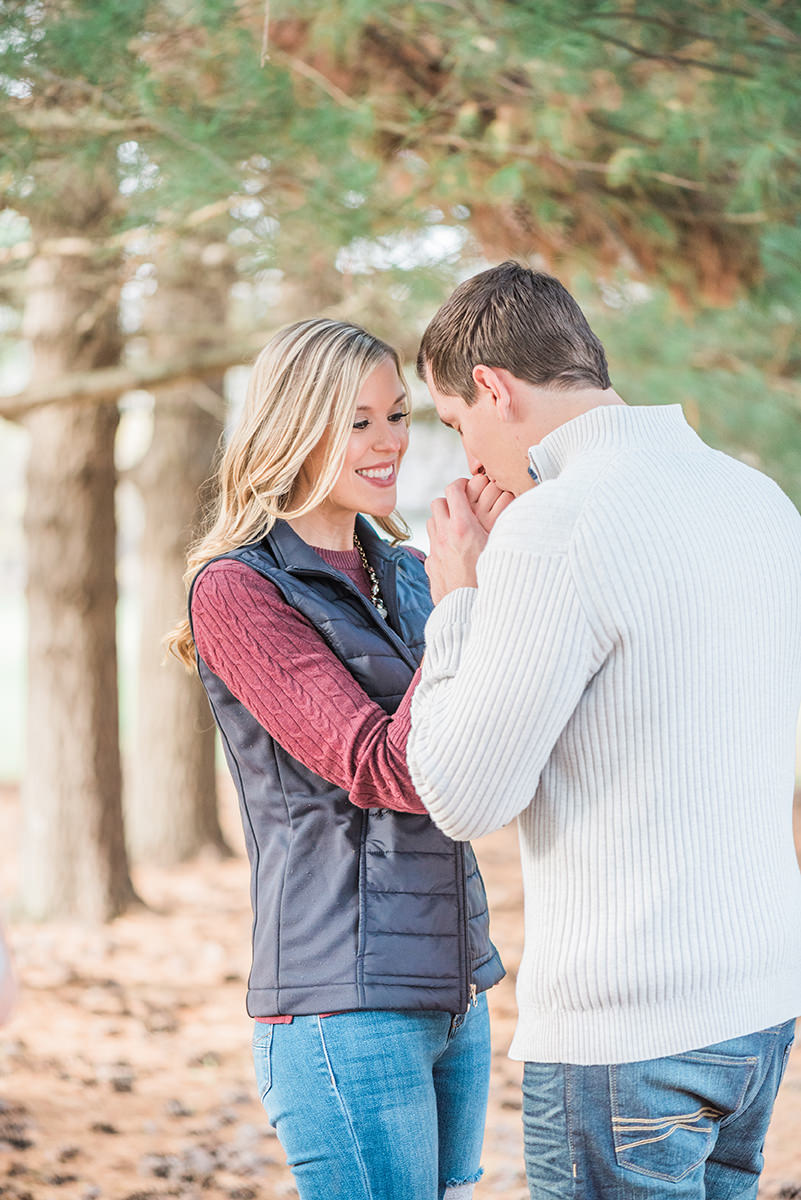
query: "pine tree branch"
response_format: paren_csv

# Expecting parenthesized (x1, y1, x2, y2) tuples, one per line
(270, 50, 710, 195)
(12, 109, 155, 135)
(578, 27, 755, 79)
(0, 337, 272, 422)
(587, 12, 711, 40)
(11, 106, 234, 177)
(364, 22, 445, 94)
(38, 69, 128, 114)
(740, 4, 801, 44)
(23, 69, 239, 178)
(277, 52, 361, 110)
(587, 11, 800, 54)
(0, 200, 235, 267)
(0, 242, 33, 266)
(260, 0, 271, 66)
(720, 211, 769, 225)
(376, 121, 707, 192)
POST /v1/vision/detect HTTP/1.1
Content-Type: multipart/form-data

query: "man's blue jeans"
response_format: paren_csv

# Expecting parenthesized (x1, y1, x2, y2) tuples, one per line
(522, 1019, 795, 1199)
(252, 993, 490, 1200)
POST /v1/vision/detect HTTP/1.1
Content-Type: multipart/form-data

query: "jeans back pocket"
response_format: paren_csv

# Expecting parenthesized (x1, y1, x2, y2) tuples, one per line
(609, 1049, 757, 1183)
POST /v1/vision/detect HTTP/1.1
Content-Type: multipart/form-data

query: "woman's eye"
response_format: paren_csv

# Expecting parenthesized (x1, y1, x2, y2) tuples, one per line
(353, 411, 407, 430)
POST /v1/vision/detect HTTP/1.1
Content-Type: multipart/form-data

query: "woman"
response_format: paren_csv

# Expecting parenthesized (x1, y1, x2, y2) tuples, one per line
(167, 319, 509, 1200)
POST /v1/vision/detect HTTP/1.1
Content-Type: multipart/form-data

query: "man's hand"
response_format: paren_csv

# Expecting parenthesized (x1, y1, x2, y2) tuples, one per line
(465, 472, 515, 533)
(426, 478, 490, 604)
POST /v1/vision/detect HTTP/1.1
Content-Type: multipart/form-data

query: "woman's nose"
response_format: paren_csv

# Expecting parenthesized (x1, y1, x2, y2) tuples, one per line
(373, 423, 406, 452)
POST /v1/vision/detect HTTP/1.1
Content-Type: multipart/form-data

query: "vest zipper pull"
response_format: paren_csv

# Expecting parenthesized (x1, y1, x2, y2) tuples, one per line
(469, 983, 477, 1009)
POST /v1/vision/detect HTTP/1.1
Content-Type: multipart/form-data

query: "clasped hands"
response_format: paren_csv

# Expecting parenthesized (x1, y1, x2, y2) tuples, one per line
(426, 474, 515, 604)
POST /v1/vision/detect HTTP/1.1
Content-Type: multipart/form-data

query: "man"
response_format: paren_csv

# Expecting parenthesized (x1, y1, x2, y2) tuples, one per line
(407, 261, 801, 1199)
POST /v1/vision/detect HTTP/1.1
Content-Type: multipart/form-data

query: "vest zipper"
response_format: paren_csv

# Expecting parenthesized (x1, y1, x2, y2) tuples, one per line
(456, 842, 471, 1012)
(286, 566, 420, 671)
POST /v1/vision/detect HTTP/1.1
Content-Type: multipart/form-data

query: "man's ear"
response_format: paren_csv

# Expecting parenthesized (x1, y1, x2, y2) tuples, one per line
(472, 364, 514, 420)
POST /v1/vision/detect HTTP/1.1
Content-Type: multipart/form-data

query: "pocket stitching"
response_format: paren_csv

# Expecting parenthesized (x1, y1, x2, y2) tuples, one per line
(609, 1054, 758, 1184)
(613, 1104, 724, 1153)
(610, 1067, 714, 1182)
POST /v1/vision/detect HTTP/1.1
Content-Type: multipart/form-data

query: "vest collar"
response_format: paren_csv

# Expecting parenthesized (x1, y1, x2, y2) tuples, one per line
(267, 515, 395, 573)
(264, 516, 418, 667)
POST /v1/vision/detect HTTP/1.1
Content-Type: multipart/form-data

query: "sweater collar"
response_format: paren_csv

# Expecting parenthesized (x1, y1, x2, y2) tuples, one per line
(527, 404, 698, 484)
(268, 514, 394, 572)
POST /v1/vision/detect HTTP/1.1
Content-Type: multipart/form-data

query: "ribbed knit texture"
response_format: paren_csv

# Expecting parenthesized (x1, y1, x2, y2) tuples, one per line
(192, 550, 425, 815)
(408, 404, 801, 1065)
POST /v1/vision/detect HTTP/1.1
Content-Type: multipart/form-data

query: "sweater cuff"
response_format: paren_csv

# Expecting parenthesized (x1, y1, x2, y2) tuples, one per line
(422, 588, 477, 678)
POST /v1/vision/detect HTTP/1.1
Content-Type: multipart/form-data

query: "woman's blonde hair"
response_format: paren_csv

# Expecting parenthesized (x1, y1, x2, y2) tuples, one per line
(166, 318, 410, 669)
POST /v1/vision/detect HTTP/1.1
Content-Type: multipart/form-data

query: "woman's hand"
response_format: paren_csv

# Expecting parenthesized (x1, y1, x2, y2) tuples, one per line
(426, 479, 489, 605)
(426, 475, 515, 604)
(464, 472, 515, 533)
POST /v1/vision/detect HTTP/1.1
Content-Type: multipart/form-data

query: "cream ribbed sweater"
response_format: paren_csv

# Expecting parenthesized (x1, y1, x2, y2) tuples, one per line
(408, 404, 801, 1065)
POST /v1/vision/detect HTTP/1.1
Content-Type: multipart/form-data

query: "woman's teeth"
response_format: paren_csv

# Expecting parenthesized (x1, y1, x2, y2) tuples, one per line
(357, 467, 394, 480)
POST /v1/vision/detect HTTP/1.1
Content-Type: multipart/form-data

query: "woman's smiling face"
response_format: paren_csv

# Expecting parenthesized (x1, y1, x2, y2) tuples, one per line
(299, 356, 410, 523)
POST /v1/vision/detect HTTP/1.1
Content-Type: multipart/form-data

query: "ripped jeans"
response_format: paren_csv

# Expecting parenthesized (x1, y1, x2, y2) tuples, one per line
(252, 993, 490, 1200)
(522, 1018, 796, 1199)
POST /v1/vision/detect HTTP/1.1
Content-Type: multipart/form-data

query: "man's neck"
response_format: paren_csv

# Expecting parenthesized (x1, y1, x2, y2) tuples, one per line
(528, 387, 626, 446)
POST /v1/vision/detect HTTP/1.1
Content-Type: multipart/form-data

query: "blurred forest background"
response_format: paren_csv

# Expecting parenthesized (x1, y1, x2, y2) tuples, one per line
(1, 3, 800, 1198)
(1, 0, 800, 923)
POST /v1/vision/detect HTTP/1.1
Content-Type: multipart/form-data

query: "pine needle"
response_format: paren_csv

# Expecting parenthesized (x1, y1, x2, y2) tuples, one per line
(260, 0, 270, 66)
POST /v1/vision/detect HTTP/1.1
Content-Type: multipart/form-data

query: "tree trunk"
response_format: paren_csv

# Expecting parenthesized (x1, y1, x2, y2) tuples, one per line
(20, 249, 136, 922)
(126, 241, 232, 864)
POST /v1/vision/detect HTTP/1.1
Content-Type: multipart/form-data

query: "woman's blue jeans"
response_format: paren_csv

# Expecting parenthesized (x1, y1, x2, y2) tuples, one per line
(522, 1019, 796, 1199)
(252, 993, 490, 1200)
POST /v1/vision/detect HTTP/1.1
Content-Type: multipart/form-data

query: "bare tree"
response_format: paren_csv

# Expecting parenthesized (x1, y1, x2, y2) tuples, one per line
(126, 240, 233, 864)
(20, 186, 136, 920)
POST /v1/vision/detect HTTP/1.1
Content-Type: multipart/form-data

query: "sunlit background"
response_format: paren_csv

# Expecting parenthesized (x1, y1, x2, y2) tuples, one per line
(1, 5, 800, 1194)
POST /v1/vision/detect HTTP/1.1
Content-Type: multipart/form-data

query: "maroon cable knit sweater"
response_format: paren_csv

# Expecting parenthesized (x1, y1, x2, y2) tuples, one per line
(191, 545, 427, 1023)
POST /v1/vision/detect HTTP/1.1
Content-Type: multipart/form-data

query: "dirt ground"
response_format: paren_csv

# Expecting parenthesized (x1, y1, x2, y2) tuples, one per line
(1, 780, 800, 1200)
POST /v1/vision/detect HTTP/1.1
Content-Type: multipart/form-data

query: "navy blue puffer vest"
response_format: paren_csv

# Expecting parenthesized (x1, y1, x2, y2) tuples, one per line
(190, 517, 504, 1016)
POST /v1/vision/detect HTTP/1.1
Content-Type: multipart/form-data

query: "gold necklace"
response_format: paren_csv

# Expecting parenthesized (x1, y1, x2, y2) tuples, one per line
(353, 533, 388, 619)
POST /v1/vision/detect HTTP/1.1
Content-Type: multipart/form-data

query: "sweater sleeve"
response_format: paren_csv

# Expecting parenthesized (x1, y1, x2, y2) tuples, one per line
(192, 560, 426, 815)
(407, 543, 607, 840)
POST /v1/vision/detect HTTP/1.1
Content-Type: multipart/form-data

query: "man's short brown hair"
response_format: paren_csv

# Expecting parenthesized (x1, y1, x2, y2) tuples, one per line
(417, 261, 611, 404)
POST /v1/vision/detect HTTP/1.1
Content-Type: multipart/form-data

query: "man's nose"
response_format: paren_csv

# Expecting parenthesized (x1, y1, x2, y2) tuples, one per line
(466, 453, 484, 476)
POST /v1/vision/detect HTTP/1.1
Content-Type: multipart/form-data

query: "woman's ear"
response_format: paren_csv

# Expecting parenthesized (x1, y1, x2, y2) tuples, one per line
(472, 364, 514, 421)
